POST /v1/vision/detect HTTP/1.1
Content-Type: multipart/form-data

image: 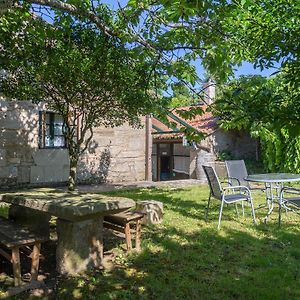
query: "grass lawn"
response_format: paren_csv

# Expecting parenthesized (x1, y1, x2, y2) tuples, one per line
(2, 185, 300, 299)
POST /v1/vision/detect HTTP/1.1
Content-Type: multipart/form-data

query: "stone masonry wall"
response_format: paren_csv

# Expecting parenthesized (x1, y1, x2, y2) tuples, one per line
(77, 122, 146, 183)
(0, 99, 146, 188)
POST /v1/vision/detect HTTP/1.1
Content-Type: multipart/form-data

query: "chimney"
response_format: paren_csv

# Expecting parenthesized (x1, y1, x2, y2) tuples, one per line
(203, 78, 216, 105)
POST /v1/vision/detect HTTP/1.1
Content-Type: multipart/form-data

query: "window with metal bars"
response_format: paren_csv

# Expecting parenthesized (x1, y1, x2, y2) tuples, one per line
(38, 111, 66, 148)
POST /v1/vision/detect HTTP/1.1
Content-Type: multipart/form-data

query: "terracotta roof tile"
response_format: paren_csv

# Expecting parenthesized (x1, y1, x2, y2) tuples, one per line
(152, 105, 218, 139)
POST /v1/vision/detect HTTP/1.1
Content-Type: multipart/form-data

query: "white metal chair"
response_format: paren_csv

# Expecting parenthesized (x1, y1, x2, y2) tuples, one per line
(225, 160, 250, 188)
(279, 187, 300, 226)
(202, 165, 257, 229)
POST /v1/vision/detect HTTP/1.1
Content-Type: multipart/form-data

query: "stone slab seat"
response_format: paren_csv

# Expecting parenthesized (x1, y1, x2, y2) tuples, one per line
(0, 216, 47, 286)
(104, 211, 144, 252)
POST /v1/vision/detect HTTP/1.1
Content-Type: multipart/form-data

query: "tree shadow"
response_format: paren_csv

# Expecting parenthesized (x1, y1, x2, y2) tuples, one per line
(55, 224, 300, 300)
(77, 144, 111, 184)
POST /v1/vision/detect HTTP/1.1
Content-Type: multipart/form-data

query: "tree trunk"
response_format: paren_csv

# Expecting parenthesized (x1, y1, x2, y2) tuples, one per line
(68, 154, 79, 191)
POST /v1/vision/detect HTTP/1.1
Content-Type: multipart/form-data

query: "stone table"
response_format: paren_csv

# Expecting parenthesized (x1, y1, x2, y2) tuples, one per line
(0, 189, 135, 275)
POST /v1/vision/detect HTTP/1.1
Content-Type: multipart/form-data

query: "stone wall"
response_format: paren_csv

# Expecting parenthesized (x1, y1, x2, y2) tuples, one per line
(212, 129, 257, 159)
(190, 129, 256, 183)
(77, 123, 146, 183)
(0, 99, 146, 188)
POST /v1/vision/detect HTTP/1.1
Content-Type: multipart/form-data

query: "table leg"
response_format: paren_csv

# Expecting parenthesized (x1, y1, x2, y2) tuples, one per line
(264, 182, 282, 223)
(56, 217, 103, 275)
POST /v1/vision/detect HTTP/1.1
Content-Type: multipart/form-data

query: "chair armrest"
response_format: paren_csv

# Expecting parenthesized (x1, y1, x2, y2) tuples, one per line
(281, 187, 300, 194)
(222, 185, 251, 194)
(280, 187, 300, 200)
(221, 177, 240, 187)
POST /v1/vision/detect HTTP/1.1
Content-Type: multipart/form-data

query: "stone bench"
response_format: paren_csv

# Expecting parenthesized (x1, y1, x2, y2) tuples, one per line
(0, 216, 46, 286)
(104, 211, 144, 252)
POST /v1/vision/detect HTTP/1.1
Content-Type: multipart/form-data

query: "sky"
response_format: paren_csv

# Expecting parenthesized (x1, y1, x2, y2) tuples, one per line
(101, 0, 278, 79)
(234, 62, 278, 77)
(36, 0, 279, 80)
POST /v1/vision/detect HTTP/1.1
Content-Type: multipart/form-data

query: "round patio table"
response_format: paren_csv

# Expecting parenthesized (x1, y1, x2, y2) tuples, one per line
(245, 173, 300, 222)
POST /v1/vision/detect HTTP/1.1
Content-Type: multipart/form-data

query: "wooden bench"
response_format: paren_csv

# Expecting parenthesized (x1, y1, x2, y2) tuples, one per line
(104, 211, 144, 252)
(0, 216, 46, 286)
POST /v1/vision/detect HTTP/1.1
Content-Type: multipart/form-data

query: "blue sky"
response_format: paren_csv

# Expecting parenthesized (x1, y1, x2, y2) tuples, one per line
(37, 1, 278, 79)
(101, 1, 277, 79)
(234, 62, 278, 77)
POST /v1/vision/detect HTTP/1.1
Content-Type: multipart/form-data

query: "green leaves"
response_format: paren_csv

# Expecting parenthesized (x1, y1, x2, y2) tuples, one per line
(214, 74, 300, 173)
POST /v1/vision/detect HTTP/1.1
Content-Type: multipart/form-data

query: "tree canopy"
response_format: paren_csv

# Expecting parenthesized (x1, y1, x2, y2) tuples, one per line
(1, 0, 300, 179)
(0, 10, 155, 189)
(2, 0, 299, 93)
(213, 75, 300, 172)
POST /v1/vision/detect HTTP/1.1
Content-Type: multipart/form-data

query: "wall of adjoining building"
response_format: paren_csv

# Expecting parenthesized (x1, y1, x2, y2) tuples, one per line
(190, 129, 257, 183)
(0, 99, 146, 188)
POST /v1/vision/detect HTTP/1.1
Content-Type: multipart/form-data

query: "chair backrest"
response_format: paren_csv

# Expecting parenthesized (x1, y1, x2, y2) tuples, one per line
(202, 165, 223, 200)
(225, 160, 249, 187)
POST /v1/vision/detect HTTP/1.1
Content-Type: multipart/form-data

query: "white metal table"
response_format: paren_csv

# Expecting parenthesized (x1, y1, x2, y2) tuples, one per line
(245, 173, 300, 222)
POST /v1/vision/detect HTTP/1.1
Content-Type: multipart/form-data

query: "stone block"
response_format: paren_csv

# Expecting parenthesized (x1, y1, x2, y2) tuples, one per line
(7, 157, 21, 164)
(30, 166, 45, 183)
(17, 166, 31, 183)
(32, 149, 69, 166)
(0, 166, 17, 178)
(0, 149, 6, 166)
(8, 204, 51, 239)
(44, 165, 69, 182)
(136, 200, 164, 225)
(56, 217, 103, 275)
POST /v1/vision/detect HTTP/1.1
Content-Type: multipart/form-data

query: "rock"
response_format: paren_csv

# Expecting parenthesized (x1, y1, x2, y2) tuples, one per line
(8, 204, 51, 240)
(136, 200, 164, 225)
(56, 217, 103, 275)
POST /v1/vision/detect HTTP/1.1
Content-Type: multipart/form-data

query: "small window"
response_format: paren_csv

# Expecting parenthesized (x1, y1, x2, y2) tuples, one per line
(39, 111, 67, 148)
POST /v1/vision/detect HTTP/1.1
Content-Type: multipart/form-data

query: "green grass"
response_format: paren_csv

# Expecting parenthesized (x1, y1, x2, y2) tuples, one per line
(57, 186, 300, 300)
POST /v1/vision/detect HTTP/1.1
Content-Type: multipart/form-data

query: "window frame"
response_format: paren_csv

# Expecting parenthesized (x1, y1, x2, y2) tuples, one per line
(38, 111, 67, 149)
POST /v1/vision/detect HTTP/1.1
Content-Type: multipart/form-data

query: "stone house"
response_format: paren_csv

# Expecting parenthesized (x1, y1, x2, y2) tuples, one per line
(151, 106, 257, 182)
(0, 83, 257, 188)
(151, 80, 258, 182)
(0, 99, 152, 188)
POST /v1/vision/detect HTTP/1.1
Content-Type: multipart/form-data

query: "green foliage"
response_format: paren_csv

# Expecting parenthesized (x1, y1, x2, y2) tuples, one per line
(214, 75, 300, 173)
(168, 83, 198, 108)
(0, 10, 156, 189)
(216, 150, 233, 161)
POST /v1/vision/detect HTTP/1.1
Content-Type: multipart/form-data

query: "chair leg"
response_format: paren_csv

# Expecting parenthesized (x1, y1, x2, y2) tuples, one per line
(278, 202, 282, 227)
(12, 247, 22, 286)
(135, 220, 142, 252)
(242, 201, 245, 217)
(235, 203, 239, 218)
(250, 199, 257, 225)
(218, 200, 225, 230)
(124, 223, 132, 251)
(31, 243, 41, 281)
(205, 193, 212, 221)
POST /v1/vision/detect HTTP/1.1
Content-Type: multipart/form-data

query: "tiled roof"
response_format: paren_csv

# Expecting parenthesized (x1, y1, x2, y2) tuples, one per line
(152, 105, 218, 140)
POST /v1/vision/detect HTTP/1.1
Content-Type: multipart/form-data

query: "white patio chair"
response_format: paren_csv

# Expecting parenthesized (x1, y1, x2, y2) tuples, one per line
(225, 159, 265, 210)
(202, 165, 257, 229)
(225, 160, 250, 188)
(279, 187, 300, 226)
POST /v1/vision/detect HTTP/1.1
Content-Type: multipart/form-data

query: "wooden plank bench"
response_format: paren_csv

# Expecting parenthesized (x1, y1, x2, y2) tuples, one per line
(104, 211, 144, 252)
(0, 216, 46, 286)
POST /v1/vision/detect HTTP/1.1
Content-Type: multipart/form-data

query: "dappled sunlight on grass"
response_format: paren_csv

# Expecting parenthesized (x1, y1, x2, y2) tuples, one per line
(53, 185, 300, 299)
(2, 185, 300, 299)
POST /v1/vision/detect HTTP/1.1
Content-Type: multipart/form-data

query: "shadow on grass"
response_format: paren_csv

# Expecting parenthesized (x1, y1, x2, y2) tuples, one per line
(4, 186, 300, 299)
(103, 187, 211, 222)
(56, 222, 300, 300)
